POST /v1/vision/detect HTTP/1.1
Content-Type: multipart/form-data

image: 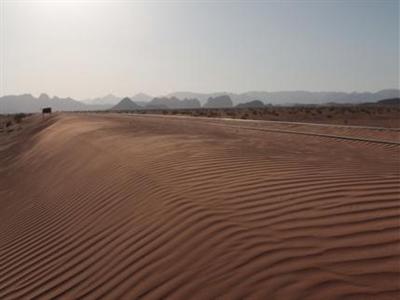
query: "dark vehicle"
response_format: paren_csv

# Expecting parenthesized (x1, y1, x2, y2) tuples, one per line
(42, 107, 52, 114)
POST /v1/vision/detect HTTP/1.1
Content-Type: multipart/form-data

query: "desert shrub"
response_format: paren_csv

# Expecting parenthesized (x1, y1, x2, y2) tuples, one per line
(249, 109, 257, 115)
(193, 111, 203, 117)
(226, 111, 235, 117)
(207, 111, 219, 118)
(13, 113, 27, 123)
(6, 120, 12, 127)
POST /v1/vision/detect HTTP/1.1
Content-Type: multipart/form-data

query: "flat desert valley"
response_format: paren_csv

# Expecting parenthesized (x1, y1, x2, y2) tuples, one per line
(0, 113, 399, 299)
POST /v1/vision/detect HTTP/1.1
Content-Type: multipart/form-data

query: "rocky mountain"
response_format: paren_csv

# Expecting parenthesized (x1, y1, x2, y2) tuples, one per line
(241, 89, 400, 105)
(204, 95, 233, 108)
(166, 89, 400, 106)
(166, 92, 228, 104)
(147, 97, 201, 109)
(181, 98, 201, 109)
(148, 97, 180, 109)
(111, 97, 142, 111)
(377, 98, 400, 106)
(0, 93, 88, 114)
(2, 89, 399, 113)
(84, 94, 121, 106)
(0, 93, 113, 114)
(236, 100, 265, 108)
(83, 93, 152, 107)
(131, 93, 153, 103)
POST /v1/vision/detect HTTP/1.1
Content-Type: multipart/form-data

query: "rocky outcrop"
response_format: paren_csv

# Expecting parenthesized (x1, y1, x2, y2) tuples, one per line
(203, 95, 233, 108)
(236, 100, 265, 108)
(147, 97, 201, 109)
(111, 97, 142, 111)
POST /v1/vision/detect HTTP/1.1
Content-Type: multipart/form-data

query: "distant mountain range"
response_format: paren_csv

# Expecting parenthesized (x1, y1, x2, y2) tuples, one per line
(203, 95, 233, 108)
(0, 93, 110, 114)
(0, 89, 398, 114)
(367, 98, 400, 106)
(150, 97, 201, 109)
(83, 93, 152, 106)
(167, 89, 400, 105)
(236, 100, 265, 108)
(83, 94, 121, 106)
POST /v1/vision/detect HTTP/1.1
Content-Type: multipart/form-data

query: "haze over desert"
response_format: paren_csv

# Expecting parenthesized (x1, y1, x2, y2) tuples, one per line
(1, 0, 399, 299)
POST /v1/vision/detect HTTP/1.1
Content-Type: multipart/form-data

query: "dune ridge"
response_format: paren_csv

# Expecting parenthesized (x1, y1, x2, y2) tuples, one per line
(0, 113, 399, 299)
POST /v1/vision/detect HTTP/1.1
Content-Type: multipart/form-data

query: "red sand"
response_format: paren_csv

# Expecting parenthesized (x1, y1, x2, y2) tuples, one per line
(0, 113, 399, 299)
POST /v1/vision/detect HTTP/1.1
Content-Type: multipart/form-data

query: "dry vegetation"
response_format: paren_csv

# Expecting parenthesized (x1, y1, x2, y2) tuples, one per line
(0, 113, 29, 133)
(111, 105, 400, 128)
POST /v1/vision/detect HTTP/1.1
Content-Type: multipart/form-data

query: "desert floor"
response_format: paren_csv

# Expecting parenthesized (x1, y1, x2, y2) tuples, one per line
(0, 113, 399, 299)
(119, 106, 400, 128)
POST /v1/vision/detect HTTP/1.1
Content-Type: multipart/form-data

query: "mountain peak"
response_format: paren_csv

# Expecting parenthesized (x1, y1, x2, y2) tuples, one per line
(111, 97, 142, 111)
(38, 93, 50, 101)
(131, 93, 152, 102)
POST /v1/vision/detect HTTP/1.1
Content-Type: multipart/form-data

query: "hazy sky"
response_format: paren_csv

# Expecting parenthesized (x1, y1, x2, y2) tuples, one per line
(0, 0, 398, 99)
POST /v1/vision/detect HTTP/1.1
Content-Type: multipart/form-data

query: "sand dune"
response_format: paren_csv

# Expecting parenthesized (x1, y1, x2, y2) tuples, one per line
(0, 113, 399, 299)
